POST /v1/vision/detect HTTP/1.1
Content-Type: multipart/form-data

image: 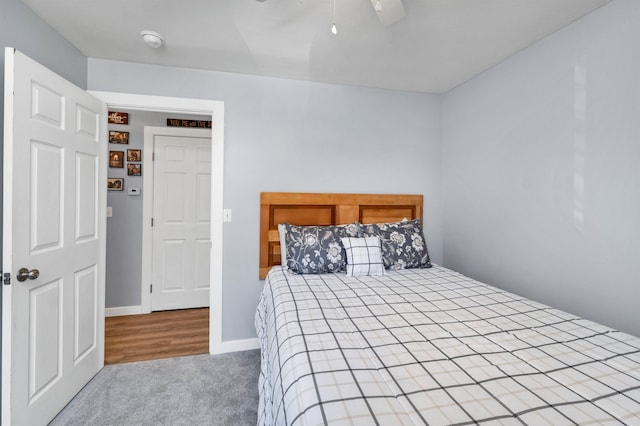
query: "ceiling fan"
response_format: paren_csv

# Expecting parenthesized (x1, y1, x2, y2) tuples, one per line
(369, 0, 405, 26)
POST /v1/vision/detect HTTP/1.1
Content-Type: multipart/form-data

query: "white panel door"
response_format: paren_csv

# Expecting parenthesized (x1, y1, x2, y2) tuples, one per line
(151, 131, 211, 311)
(2, 48, 106, 426)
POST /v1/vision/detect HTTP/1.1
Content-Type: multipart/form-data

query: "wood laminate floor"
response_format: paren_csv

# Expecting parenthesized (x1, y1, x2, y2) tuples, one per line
(105, 308, 209, 365)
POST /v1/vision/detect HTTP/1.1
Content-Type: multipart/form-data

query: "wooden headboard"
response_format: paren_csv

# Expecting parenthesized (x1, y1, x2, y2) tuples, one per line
(259, 192, 423, 279)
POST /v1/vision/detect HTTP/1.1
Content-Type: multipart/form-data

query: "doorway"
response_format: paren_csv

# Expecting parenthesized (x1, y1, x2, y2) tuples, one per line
(90, 91, 225, 355)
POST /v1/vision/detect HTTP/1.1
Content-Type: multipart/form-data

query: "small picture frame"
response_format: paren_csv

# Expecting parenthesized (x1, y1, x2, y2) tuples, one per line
(127, 163, 142, 176)
(109, 131, 129, 144)
(107, 178, 124, 191)
(127, 149, 141, 162)
(108, 111, 129, 125)
(109, 151, 124, 168)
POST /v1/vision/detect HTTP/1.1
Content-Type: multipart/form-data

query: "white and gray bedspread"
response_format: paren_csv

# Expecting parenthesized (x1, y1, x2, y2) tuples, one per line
(255, 265, 640, 425)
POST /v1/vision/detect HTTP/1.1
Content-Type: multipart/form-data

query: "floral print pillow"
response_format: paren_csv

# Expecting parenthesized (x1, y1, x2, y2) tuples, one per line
(360, 219, 432, 270)
(282, 223, 360, 274)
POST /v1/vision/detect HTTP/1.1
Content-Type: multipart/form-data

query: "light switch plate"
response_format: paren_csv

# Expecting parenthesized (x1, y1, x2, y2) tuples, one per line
(106, 206, 113, 217)
(223, 209, 232, 222)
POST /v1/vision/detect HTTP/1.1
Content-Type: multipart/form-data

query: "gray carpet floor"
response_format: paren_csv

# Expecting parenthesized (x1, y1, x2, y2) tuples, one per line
(49, 349, 261, 426)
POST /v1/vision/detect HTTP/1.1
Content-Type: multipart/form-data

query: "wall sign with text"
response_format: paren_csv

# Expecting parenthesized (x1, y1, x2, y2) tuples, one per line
(167, 118, 212, 128)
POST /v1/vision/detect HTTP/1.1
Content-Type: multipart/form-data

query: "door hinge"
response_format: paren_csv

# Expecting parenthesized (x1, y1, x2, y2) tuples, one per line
(151, 218, 154, 227)
(3, 272, 11, 286)
(150, 284, 153, 293)
(152, 152, 155, 161)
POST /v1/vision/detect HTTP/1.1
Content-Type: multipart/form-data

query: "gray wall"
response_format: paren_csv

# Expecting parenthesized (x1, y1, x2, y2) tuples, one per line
(106, 109, 208, 308)
(0, 0, 87, 271)
(87, 60, 444, 342)
(1, 0, 87, 412)
(442, 0, 640, 336)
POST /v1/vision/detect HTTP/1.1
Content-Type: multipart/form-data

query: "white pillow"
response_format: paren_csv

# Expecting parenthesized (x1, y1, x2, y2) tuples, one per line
(340, 236, 385, 277)
(277, 223, 287, 265)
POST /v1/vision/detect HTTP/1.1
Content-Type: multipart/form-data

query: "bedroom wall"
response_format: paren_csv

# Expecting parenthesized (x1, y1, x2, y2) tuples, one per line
(1, 0, 88, 411)
(442, 0, 639, 336)
(87, 60, 443, 342)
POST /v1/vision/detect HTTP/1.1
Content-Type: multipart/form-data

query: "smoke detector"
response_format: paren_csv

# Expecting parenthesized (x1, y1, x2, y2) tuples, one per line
(140, 30, 164, 48)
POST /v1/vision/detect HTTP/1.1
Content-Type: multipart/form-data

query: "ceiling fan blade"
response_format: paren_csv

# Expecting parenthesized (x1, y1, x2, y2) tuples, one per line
(370, 0, 405, 26)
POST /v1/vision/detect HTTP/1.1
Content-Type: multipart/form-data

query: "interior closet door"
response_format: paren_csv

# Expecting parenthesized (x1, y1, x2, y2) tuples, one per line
(150, 128, 211, 311)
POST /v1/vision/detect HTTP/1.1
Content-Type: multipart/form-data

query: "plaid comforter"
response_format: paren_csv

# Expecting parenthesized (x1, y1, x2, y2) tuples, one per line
(255, 266, 640, 425)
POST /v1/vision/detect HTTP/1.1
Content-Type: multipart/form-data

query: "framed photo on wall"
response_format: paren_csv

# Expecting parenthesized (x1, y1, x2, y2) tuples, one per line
(108, 111, 129, 125)
(127, 163, 142, 176)
(127, 149, 141, 162)
(109, 131, 129, 144)
(109, 151, 124, 168)
(107, 178, 124, 191)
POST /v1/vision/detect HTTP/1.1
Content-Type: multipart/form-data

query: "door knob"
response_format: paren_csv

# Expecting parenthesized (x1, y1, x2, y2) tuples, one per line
(17, 267, 40, 282)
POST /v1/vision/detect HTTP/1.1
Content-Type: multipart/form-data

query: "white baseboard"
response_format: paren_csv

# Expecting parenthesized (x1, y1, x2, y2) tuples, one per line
(105, 306, 143, 317)
(212, 338, 260, 355)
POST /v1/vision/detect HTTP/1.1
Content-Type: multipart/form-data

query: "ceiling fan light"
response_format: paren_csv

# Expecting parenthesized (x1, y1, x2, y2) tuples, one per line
(330, 0, 338, 35)
(375, 0, 382, 12)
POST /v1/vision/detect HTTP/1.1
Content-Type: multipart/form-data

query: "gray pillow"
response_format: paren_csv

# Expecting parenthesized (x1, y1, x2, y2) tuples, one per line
(360, 218, 432, 270)
(282, 223, 360, 274)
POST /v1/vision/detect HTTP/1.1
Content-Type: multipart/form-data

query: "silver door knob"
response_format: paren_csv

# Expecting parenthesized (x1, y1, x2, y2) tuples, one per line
(17, 267, 40, 282)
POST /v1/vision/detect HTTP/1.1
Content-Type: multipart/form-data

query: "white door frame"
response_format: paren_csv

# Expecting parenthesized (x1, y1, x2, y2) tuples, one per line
(144, 126, 212, 312)
(89, 91, 224, 354)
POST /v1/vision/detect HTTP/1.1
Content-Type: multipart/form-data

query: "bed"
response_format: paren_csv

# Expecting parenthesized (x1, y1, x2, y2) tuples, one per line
(255, 192, 640, 425)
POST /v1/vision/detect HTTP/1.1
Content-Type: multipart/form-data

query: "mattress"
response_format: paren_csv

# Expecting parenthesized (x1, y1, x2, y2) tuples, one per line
(255, 265, 640, 425)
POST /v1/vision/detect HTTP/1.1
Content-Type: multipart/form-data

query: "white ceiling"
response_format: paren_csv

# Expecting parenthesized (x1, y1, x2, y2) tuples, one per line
(22, 0, 610, 93)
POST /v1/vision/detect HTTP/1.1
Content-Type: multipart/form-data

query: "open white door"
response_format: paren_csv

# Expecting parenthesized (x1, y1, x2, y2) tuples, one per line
(2, 48, 107, 425)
